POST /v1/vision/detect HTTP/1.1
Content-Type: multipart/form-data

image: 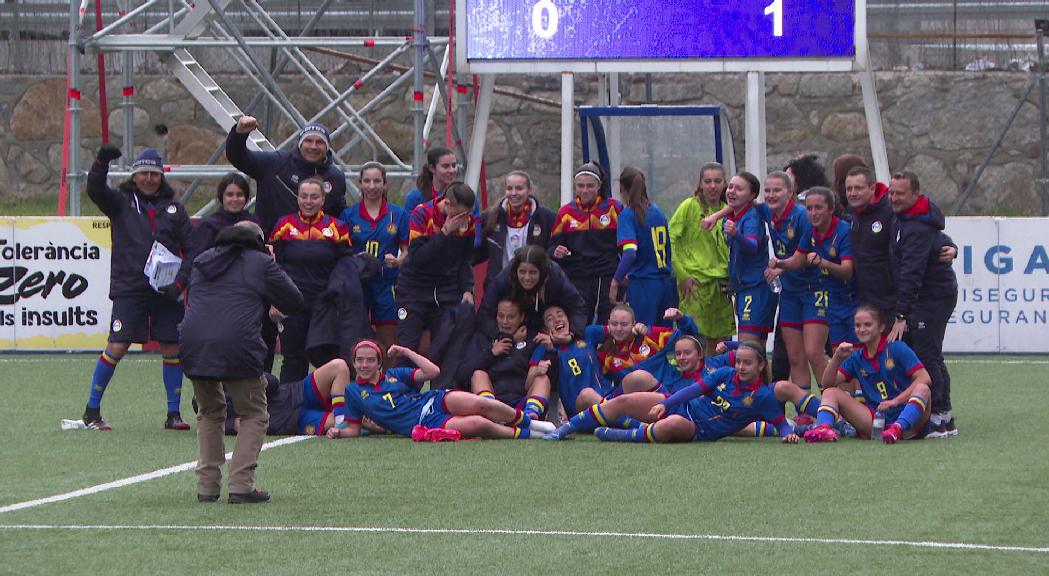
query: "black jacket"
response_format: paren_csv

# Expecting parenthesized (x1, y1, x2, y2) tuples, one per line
(225, 127, 347, 235)
(396, 200, 475, 305)
(180, 229, 304, 380)
(477, 262, 588, 339)
(186, 208, 262, 264)
(850, 183, 897, 313)
(87, 159, 193, 298)
(891, 195, 958, 316)
(306, 254, 376, 364)
(477, 197, 556, 284)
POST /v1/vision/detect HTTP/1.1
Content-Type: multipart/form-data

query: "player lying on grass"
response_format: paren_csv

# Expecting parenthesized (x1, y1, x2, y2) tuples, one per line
(804, 305, 933, 444)
(545, 341, 806, 443)
(326, 340, 555, 440)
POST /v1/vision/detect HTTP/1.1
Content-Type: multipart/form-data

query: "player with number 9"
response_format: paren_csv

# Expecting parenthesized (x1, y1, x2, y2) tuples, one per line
(804, 306, 932, 444)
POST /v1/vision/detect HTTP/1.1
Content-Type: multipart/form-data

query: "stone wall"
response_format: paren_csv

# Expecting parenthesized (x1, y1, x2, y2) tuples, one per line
(0, 71, 1042, 215)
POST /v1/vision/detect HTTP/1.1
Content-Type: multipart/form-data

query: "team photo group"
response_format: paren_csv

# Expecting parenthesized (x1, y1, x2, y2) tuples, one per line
(78, 113, 960, 503)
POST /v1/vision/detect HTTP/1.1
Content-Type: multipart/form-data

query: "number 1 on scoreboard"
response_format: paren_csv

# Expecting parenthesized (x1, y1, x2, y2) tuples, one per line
(764, 0, 783, 37)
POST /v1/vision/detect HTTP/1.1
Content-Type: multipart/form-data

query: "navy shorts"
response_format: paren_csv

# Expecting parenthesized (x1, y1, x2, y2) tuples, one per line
(778, 289, 828, 329)
(108, 293, 183, 344)
(626, 275, 679, 327)
(417, 390, 454, 429)
(734, 284, 776, 336)
(365, 276, 398, 326)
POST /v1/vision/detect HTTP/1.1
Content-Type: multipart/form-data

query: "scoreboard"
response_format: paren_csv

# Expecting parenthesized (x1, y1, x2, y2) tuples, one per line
(463, 0, 856, 62)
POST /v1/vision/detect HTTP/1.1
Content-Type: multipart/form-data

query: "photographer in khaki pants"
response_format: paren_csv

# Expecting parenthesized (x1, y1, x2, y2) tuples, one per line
(180, 222, 303, 503)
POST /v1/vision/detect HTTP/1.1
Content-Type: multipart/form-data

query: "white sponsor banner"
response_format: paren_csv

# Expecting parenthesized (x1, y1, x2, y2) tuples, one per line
(0, 217, 112, 350)
(945, 217, 1049, 353)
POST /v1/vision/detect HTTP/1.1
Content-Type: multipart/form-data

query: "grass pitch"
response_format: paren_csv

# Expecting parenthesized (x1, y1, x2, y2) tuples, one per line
(0, 354, 1047, 575)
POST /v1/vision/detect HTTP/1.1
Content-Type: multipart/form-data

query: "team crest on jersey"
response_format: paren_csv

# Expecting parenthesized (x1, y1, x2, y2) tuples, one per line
(360, 390, 369, 399)
(599, 214, 611, 226)
(717, 383, 726, 391)
(829, 246, 837, 258)
(352, 225, 361, 233)
(494, 224, 502, 232)
(166, 205, 177, 214)
(515, 341, 526, 350)
(871, 221, 883, 233)
(387, 376, 398, 383)
(575, 340, 587, 349)
(397, 308, 408, 320)
(568, 220, 580, 229)
(787, 226, 795, 239)
(291, 175, 300, 183)
(860, 368, 868, 377)
(323, 181, 333, 193)
(743, 395, 753, 407)
(886, 357, 895, 370)
(639, 345, 651, 356)
(112, 319, 122, 332)
(532, 226, 542, 237)
(288, 228, 298, 236)
(322, 227, 333, 237)
(304, 425, 315, 435)
(387, 223, 398, 234)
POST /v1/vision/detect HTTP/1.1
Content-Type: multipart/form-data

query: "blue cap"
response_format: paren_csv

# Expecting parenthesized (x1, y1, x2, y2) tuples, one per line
(131, 148, 164, 174)
(297, 123, 331, 149)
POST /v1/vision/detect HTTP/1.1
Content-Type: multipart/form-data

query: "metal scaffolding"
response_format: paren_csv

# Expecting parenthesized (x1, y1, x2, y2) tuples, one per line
(62, 0, 462, 216)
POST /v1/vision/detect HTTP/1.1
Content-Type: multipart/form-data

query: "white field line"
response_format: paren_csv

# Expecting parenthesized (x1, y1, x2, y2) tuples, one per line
(0, 524, 1045, 554)
(0, 435, 312, 514)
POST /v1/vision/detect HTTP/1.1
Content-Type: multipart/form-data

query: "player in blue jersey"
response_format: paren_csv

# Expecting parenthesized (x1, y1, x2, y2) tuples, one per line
(720, 172, 776, 345)
(610, 167, 677, 327)
(339, 162, 409, 356)
(770, 187, 859, 349)
(546, 342, 800, 443)
(530, 306, 609, 413)
(754, 171, 825, 392)
(326, 341, 555, 440)
(804, 306, 933, 444)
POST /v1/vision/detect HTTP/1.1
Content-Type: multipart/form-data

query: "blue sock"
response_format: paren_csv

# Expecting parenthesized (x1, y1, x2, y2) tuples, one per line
(595, 423, 658, 443)
(796, 393, 819, 417)
(816, 404, 839, 427)
(162, 357, 183, 414)
(753, 421, 780, 437)
(612, 416, 644, 429)
(895, 396, 927, 431)
(524, 395, 547, 420)
(87, 351, 119, 409)
(562, 404, 609, 435)
(509, 408, 532, 429)
(513, 426, 531, 439)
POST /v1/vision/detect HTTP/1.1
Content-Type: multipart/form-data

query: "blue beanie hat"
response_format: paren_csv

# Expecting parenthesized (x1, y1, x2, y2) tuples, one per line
(297, 123, 331, 149)
(131, 148, 164, 174)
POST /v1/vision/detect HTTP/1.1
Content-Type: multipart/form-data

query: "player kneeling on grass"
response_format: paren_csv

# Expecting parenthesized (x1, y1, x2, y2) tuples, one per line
(546, 342, 802, 443)
(803, 305, 933, 444)
(327, 340, 555, 440)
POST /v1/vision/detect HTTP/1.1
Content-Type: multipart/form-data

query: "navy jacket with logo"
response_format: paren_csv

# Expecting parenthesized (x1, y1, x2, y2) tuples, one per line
(86, 159, 193, 298)
(225, 127, 347, 235)
(890, 195, 958, 316)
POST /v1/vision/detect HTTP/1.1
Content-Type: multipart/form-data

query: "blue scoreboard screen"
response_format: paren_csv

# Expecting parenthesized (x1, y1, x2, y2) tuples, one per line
(465, 0, 855, 61)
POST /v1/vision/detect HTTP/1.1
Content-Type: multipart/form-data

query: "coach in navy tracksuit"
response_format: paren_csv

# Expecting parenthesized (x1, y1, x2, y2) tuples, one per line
(81, 146, 194, 432)
(225, 115, 346, 238)
(887, 171, 959, 438)
(844, 167, 897, 323)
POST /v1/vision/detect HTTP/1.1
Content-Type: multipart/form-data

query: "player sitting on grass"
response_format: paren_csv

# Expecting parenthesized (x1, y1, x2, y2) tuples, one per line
(804, 305, 933, 444)
(326, 340, 555, 440)
(546, 341, 802, 443)
(468, 299, 549, 420)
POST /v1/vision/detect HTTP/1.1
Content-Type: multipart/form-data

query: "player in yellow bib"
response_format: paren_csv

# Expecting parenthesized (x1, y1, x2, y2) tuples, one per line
(668, 162, 736, 348)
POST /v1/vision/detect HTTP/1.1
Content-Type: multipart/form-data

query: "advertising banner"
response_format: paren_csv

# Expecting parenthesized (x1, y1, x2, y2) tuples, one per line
(0, 217, 112, 350)
(945, 217, 1049, 353)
